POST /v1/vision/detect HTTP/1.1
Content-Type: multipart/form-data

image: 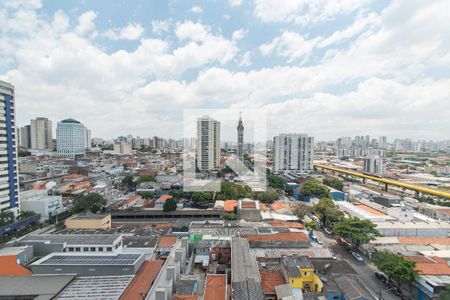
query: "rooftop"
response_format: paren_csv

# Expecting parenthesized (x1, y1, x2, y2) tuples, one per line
(245, 232, 308, 242)
(398, 237, 450, 245)
(58, 276, 133, 300)
(157, 194, 173, 202)
(204, 274, 226, 300)
(259, 270, 286, 295)
(20, 234, 121, 245)
(0, 275, 75, 299)
(157, 236, 178, 248)
(332, 274, 375, 300)
(32, 253, 142, 266)
(283, 256, 301, 277)
(119, 260, 163, 300)
(67, 213, 109, 220)
(0, 255, 32, 276)
(405, 256, 450, 275)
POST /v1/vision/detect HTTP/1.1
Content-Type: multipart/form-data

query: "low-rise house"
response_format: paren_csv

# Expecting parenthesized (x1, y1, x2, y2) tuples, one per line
(282, 256, 323, 292)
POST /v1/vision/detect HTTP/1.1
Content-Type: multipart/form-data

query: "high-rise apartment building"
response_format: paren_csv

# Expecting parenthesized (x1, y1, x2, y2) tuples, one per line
(363, 155, 385, 175)
(56, 118, 86, 158)
(273, 134, 314, 172)
(0, 80, 19, 213)
(85, 128, 91, 150)
(378, 136, 387, 149)
(19, 125, 31, 149)
(30, 117, 53, 150)
(237, 114, 244, 161)
(196, 116, 220, 171)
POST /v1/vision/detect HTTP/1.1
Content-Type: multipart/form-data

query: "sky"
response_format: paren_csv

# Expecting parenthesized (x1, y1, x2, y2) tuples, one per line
(1, 0, 449, 142)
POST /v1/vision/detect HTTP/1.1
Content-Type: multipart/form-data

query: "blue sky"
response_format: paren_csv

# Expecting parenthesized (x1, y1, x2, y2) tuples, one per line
(1, 0, 449, 141)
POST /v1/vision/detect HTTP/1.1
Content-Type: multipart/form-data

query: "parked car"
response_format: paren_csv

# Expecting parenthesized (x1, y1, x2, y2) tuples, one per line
(351, 251, 364, 262)
(324, 227, 333, 235)
(375, 272, 389, 283)
(331, 252, 337, 260)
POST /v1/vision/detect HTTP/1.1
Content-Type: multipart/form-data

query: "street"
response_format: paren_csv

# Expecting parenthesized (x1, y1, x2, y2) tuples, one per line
(315, 230, 399, 300)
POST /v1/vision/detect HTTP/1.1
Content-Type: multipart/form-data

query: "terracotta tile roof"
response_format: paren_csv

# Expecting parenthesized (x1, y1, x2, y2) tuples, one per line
(244, 232, 308, 242)
(437, 208, 450, 216)
(157, 236, 177, 248)
(259, 270, 286, 294)
(119, 260, 163, 300)
(173, 295, 198, 300)
(405, 256, 450, 275)
(271, 201, 290, 211)
(125, 195, 141, 205)
(241, 200, 256, 209)
(157, 194, 173, 202)
(224, 200, 237, 212)
(259, 203, 268, 212)
(398, 237, 450, 245)
(355, 203, 385, 216)
(0, 256, 32, 276)
(204, 274, 226, 300)
(271, 220, 304, 229)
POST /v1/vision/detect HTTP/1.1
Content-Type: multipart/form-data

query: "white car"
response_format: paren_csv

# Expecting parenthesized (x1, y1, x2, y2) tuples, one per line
(324, 227, 333, 235)
(351, 251, 364, 262)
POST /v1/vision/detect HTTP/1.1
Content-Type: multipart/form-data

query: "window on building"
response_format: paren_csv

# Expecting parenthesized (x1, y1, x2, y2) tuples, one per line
(98, 247, 103, 252)
(90, 247, 96, 251)
(83, 247, 89, 252)
(75, 247, 81, 251)
(68, 247, 74, 252)
(106, 247, 112, 252)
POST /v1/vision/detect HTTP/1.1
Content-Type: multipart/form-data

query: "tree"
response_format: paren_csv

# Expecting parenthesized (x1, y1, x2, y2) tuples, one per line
(73, 193, 106, 214)
(140, 191, 154, 199)
(334, 217, 381, 247)
(374, 250, 418, 286)
(312, 197, 344, 227)
(438, 284, 450, 300)
(216, 181, 252, 200)
(192, 192, 213, 204)
(304, 220, 317, 230)
(323, 176, 344, 191)
(163, 198, 177, 212)
(256, 189, 280, 204)
(170, 189, 187, 199)
(137, 174, 156, 184)
(122, 175, 136, 190)
(266, 170, 285, 189)
(17, 211, 37, 221)
(292, 203, 311, 220)
(223, 212, 238, 220)
(18, 149, 31, 157)
(300, 179, 330, 198)
(0, 211, 14, 227)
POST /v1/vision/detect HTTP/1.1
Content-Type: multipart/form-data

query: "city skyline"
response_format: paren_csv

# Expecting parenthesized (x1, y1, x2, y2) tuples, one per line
(1, 1, 449, 140)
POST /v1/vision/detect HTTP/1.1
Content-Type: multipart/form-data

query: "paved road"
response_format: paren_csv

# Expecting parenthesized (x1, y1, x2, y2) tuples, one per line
(315, 230, 399, 300)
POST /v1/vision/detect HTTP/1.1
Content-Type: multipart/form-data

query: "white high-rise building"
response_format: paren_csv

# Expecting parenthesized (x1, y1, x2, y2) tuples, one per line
(85, 128, 91, 150)
(378, 136, 387, 149)
(196, 116, 220, 171)
(363, 155, 385, 175)
(56, 118, 86, 158)
(30, 117, 53, 150)
(113, 141, 132, 155)
(0, 80, 19, 214)
(19, 125, 31, 149)
(273, 134, 314, 172)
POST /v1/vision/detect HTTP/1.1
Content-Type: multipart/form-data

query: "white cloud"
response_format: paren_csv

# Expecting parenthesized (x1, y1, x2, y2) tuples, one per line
(104, 23, 144, 40)
(228, 0, 243, 7)
(260, 31, 320, 63)
(152, 20, 170, 35)
(175, 21, 210, 42)
(75, 11, 97, 36)
(238, 51, 251, 66)
(190, 6, 203, 14)
(1, 0, 449, 140)
(232, 28, 248, 41)
(254, 0, 371, 24)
